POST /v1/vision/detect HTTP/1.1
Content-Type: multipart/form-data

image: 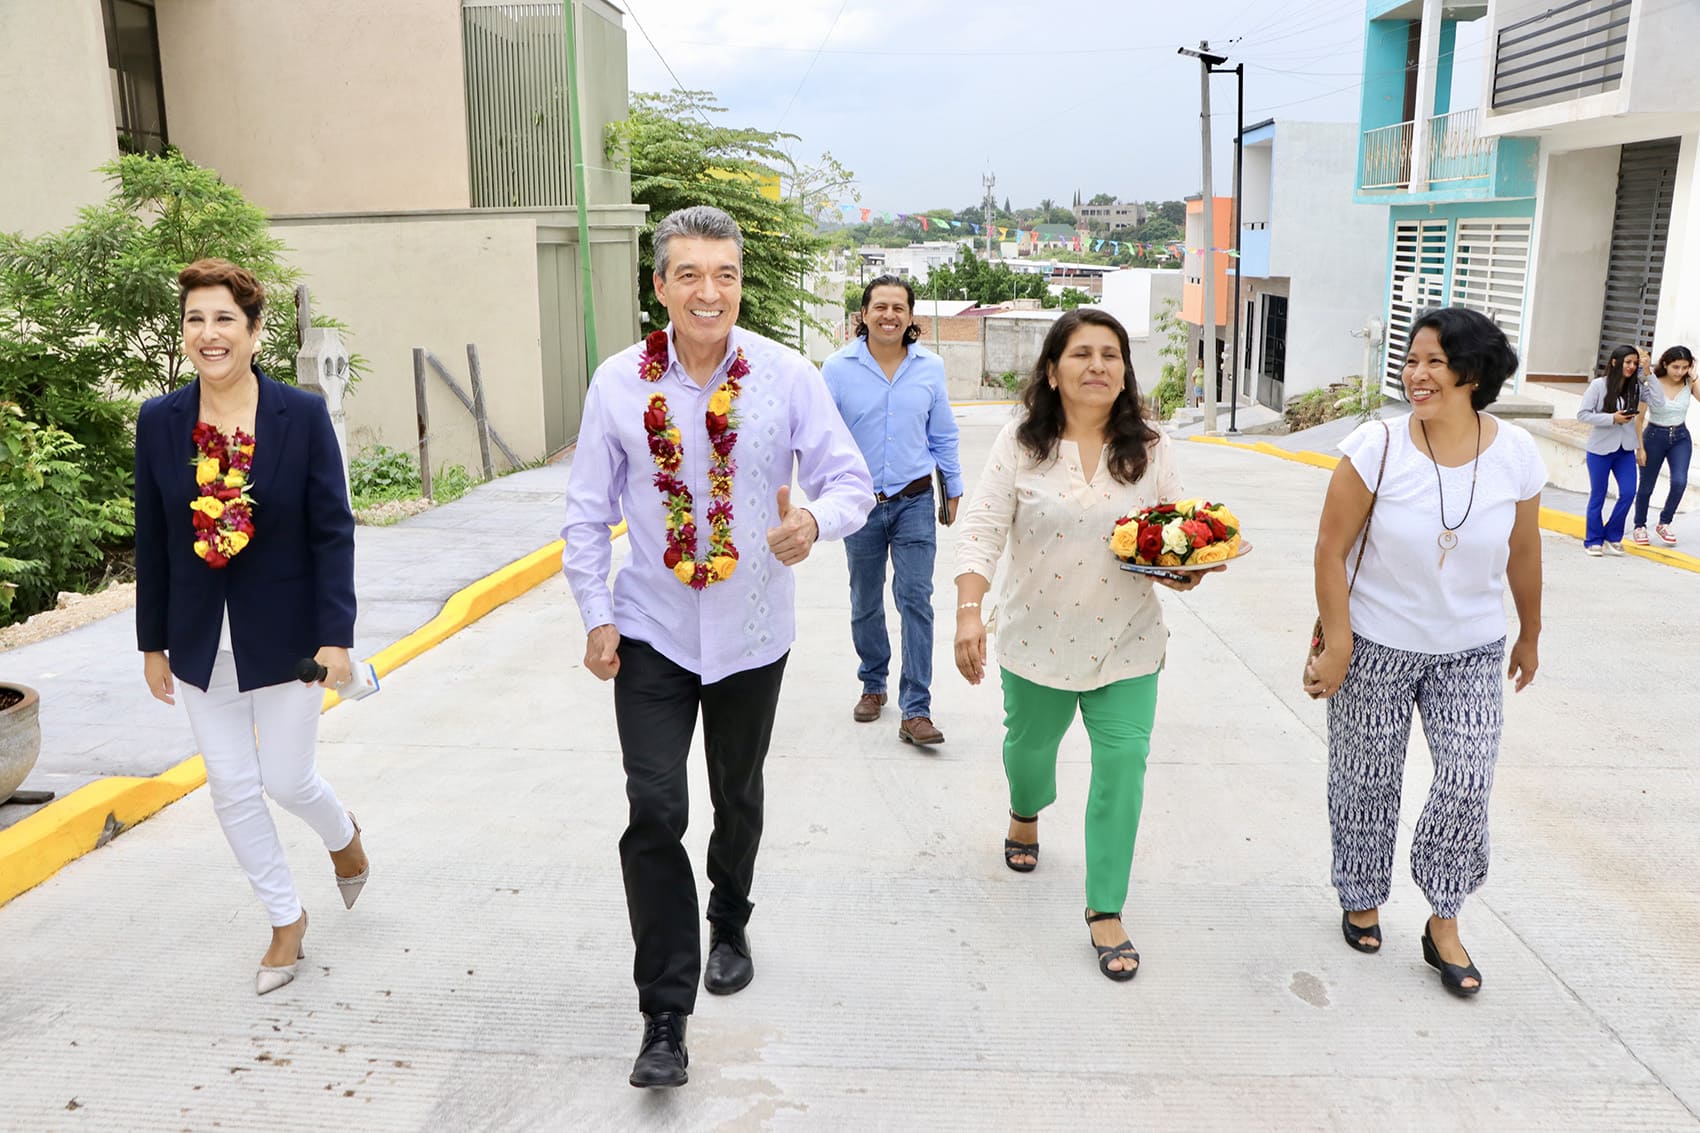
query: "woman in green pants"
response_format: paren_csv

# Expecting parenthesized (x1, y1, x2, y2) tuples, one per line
(952, 308, 1216, 981)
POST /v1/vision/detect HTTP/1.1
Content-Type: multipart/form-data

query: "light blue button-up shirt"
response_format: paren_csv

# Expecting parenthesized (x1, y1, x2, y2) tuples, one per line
(561, 325, 875, 683)
(820, 338, 963, 500)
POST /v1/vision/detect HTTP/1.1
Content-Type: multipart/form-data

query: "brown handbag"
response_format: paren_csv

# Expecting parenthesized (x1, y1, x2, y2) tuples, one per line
(1306, 420, 1390, 697)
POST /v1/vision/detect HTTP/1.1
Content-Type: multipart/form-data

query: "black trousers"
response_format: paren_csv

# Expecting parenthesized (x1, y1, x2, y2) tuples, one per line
(612, 637, 788, 1015)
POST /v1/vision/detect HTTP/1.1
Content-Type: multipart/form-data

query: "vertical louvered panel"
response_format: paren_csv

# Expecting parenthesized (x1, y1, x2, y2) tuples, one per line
(1595, 139, 1679, 371)
(1384, 219, 1450, 395)
(463, 2, 575, 208)
(1451, 218, 1531, 353)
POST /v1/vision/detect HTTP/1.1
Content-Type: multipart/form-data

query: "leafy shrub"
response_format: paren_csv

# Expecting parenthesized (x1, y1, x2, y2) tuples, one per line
(350, 444, 475, 510)
(997, 370, 1022, 395)
(0, 403, 133, 623)
(1282, 376, 1384, 432)
(1150, 370, 1186, 419)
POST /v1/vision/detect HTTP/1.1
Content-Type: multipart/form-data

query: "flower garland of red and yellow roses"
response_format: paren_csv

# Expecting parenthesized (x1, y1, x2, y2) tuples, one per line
(639, 329, 747, 590)
(189, 422, 257, 568)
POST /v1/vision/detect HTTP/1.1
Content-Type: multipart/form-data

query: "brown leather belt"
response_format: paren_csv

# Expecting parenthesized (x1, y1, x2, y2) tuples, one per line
(875, 474, 933, 503)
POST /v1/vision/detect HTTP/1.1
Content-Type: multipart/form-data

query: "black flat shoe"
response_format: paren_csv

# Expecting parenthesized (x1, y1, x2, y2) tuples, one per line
(629, 1012, 688, 1088)
(703, 924, 754, 995)
(1085, 910, 1139, 982)
(1341, 910, 1382, 953)
(1421, 923, 1482, 998)
(1004, 810, 1039, 873)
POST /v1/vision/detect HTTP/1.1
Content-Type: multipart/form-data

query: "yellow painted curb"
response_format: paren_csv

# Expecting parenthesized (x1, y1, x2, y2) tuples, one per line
(0, 522, 625, 908)
(1186, 435, 1700, 575)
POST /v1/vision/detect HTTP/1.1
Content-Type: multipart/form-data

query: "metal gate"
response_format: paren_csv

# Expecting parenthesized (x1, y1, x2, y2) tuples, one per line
(1451, 218, 1531, 353)
(1596, 138, 1679, 371)
(1257, 295, 1287, 410)
(1384, 219, 1449, 395)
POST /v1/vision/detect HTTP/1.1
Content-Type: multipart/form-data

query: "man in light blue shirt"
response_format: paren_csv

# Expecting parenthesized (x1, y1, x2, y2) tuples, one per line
(822, 274, 963, 745)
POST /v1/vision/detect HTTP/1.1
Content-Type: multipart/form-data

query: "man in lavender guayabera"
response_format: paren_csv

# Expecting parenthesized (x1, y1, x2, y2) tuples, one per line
(561, 205, 874, 1089)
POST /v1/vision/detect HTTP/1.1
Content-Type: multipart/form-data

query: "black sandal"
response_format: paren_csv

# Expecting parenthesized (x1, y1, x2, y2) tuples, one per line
(1421, 922, 1482, 997)
(1341, 910, 1382, 953)
(1003, 810, 1039, 873)
(1085, 910, 1139, 982)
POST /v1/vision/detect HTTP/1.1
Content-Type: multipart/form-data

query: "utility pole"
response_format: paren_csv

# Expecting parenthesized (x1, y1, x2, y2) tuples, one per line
(1228, 62, 1244, 434)
(1179, 40, 1226, 433)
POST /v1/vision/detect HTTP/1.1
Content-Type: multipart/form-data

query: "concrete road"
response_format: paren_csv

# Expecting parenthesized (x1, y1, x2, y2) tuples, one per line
(2, 405, 1696, 1131)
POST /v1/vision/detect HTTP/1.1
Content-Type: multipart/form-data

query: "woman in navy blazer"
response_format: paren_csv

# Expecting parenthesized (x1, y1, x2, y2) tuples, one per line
(135, 259, 370, 996)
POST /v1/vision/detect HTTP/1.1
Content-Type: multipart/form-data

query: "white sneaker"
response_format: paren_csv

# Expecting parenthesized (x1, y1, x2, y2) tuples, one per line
(1585, 544, 1604, 557)
(1602, 541, 1626, 556)
(1656, 524, 1678, 546)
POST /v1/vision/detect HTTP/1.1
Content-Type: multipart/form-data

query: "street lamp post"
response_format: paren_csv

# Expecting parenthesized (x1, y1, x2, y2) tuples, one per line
(1180, 44, 1248, 434)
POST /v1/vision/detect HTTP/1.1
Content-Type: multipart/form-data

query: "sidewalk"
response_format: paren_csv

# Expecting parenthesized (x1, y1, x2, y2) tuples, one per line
(0, 461, 574, 828)
(2, 404, 1697, 1130)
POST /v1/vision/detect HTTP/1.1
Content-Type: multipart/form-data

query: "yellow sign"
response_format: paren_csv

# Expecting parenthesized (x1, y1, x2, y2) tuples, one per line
(706, 168, 781, 201)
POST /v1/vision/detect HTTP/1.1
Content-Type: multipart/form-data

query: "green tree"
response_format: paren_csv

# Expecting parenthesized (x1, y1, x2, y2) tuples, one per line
(0, 151, 351, 402)
(924, 247, 1051, 307)
(607, 90, 842, 348)
(1089, 192, 1117, 206)
(1152, 199, 1187, 227)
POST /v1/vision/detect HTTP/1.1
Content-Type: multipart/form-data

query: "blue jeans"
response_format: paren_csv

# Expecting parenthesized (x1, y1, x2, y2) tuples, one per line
(1585, 446, 1638, 546)
(1633, 423, 1691, 527)
(845, 491, 936, 719)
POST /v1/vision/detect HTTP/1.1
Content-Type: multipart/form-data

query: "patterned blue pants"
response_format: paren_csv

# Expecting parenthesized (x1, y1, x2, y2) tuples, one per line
(1326, 634, 1506, 919)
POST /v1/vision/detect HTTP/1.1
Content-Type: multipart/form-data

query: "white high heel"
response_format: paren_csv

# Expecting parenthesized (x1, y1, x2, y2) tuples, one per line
(255, 944, 305, 996)
(335, 811, 369, 910)
(256, 912, 307, 996)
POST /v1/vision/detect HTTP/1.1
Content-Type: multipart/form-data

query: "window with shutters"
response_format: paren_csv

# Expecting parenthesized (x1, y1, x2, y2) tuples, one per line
(1383, 219, 1449, 395)
(1451, 218, 1531, 354)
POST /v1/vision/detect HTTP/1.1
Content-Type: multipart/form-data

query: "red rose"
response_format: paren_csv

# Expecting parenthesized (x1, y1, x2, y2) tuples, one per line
(1207, 515, 1229, 541)
(1180, 519, 1212, 548)
(706, 412, 728, 433)
(663, 545, 682, 569)
(204, 549, 228, 568)
(645, 330, 668, 354)
(643, 404, 668, 433)
(1136, 523, 1164, 560)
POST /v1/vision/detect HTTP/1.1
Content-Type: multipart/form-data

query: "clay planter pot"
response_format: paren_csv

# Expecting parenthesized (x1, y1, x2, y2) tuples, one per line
(0, 683, 42, 802)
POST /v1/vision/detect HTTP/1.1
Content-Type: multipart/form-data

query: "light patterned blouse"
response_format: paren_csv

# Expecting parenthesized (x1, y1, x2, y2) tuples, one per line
(955, 419, 1184, 691)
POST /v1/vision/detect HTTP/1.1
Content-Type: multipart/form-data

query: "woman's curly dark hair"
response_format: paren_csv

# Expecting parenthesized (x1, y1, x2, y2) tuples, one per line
(856, 274, 922, 346)
(1016, 307, 1157, 485)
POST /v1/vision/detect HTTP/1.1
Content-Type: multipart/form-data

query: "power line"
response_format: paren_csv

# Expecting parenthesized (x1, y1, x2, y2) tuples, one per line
(773, 0, 852, 132)
(622, 0, 713, 125)
(660, 39, 1176, 59)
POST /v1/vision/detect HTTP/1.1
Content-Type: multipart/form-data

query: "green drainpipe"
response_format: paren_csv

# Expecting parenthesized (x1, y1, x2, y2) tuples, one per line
(563, 0, 600, 373)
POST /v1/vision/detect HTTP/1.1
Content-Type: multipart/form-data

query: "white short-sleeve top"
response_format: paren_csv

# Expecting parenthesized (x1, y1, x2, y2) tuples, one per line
(1338, 414, 1545, 656)
(955, 419, 1184, 691)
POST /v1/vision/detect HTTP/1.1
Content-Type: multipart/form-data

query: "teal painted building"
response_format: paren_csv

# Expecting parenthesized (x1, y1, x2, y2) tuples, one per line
(1355, 0, 1539, 394)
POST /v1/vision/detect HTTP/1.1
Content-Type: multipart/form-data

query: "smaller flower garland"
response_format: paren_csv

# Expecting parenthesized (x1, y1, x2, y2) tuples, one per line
(190, 422, 257, 568)
(639, 330, 748, 590)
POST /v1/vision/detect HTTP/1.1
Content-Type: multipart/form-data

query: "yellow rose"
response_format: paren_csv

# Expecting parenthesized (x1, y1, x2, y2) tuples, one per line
(193, 539, 210, 559)
(191, 496, 226, 520)
(1173, 498, 1201, 517)
(708, 389, 732, 416)
(1209, 505, 1241, 530)
(223, 469, 245, 489)
(1157, 552, 1183, 567)
(225, 530, 251, 554)
(667, 427, 682, 445)
(1227, 534, 1242, 554)
(1190, 542, 1232, 565)
(1109, 525, 1139, 558)
(710, 554, 737, 580)
(195, 457, 222, 486)
(673, 559, 697, 584)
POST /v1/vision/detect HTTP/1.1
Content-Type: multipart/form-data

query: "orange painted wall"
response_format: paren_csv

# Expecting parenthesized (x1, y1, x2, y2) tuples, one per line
(1181, 197, 1233, 327)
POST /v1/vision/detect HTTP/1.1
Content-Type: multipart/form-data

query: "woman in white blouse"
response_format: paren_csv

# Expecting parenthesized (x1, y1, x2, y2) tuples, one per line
(952, 308, 1214, 982)
(1306, 307, 1543, 998)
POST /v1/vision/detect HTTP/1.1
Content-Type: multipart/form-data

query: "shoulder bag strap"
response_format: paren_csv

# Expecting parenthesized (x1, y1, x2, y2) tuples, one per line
(1345, 420, 1391, 595)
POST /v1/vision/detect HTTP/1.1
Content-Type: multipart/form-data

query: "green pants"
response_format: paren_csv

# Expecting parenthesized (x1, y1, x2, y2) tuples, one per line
(1000, 667, 1160, 914)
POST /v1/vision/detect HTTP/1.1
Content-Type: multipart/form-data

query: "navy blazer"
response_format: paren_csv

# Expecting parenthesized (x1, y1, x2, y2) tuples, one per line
(134, 369, 357, 692)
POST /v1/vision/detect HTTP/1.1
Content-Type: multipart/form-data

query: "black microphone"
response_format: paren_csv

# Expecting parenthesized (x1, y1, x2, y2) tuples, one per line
(296, 658, 329, 684)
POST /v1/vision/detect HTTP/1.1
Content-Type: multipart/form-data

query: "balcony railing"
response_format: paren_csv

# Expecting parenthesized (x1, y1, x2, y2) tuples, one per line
(1492, 0, 1630, 111)
(1361, 120, 1414, 189)
(1426, 108, 1493, 183)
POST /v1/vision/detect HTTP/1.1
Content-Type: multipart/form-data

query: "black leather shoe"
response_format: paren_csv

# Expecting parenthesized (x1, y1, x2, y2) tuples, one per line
(629, 1012, 688, 1088)
(703, 924, 754, 995)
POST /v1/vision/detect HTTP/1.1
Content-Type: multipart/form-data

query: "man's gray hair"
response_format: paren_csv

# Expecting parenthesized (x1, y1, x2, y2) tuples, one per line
(652, 206, 744, 279)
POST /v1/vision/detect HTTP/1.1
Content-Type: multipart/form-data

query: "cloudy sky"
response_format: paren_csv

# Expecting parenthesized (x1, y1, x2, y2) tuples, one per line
(617, 0, 1488, 212)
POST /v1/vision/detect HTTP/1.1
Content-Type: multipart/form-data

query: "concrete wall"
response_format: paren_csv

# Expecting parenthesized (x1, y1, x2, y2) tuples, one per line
(1269, 122, 1391, 397)
(576, 0, 632, 207)
(1523, 146, 1618, 377)
(983, 314, 1062, 382)
(938, 342, 985, 400)
(0, 0, 116, 236)
(273, 215, 547, 474)
(1655, 133, 1700, 354)
(154, 0, 471, 214)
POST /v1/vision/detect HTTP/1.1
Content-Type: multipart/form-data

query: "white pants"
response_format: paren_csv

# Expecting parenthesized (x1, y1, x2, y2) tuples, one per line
(179, 651, 355, 927)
